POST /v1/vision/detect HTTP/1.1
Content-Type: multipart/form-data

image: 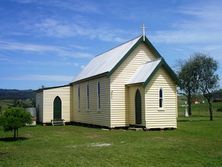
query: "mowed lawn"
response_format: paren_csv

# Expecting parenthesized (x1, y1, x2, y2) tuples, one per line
(0, 103, 222, 167)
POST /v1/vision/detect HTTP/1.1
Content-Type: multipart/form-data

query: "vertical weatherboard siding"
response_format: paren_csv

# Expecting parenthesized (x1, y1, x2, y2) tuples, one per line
(72, 76, 110, 127)
(110, 43, 156, 127)
(145, 67, 177, 129)
(42, 86, 71, 123)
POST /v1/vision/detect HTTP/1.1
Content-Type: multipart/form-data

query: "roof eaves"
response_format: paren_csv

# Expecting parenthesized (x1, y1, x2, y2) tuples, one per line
(35, 84, 71, 92)
(71, 72, 109, 84)
(144, 37, 162, 58)
(143, 58, 178, 86)
(125, 82, 144, 86)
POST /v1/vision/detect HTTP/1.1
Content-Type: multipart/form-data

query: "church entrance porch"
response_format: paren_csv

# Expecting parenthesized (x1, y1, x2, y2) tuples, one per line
(126, 85, 145, 127)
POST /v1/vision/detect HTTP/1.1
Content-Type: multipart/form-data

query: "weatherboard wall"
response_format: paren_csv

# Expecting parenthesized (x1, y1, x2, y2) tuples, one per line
(36, 91, 43, 123)
(42, 86, 71, 123)
(110, 43, 155, 127)
(144, 67, 177, 129)
(72, 76, 110, 127)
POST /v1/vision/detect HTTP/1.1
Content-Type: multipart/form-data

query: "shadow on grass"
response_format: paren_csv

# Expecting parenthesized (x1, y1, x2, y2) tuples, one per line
(0, 137, 28, 142)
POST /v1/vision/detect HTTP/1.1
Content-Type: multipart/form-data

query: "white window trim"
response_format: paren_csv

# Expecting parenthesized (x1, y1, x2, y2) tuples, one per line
(158, 88, 164, 111)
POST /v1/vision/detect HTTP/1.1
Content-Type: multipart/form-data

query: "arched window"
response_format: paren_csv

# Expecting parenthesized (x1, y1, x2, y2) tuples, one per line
(86, 84, 89, 110)
(159, 88, 163, 108)
(97, 82, 101, 110)
(78, 85, 80, 111)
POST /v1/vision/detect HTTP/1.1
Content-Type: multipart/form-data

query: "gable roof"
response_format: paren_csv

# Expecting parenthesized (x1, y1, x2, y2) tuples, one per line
(127, 58, 178, 86)
(127, 59, 161, 85)
(72, 35, 142, 83)
(72, 35, 166, 83)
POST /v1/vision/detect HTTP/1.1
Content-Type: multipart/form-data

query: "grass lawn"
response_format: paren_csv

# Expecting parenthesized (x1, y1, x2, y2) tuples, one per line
(0, 103, 222, 166)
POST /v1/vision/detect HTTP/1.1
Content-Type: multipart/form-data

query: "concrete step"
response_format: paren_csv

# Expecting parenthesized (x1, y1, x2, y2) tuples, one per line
(128, 127, 143, 131)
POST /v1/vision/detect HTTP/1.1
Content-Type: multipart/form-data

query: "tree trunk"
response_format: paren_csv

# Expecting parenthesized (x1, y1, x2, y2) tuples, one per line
(17, 129, 18, 139)
(187, 93, 192, 116)
(13, 129, 16, 140)
(209, 101, 213, 121)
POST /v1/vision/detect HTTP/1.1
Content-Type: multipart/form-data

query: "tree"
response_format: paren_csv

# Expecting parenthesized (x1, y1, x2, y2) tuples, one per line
(192, 53, 219, 121)
(0, 107, 32, 140)
(0, 106, 2, 116)
(177, 57, 199, 116)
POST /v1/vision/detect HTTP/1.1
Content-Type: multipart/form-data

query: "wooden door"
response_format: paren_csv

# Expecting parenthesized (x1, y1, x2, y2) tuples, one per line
(135, 89, 142, 124)
(53, 96, 61, 120)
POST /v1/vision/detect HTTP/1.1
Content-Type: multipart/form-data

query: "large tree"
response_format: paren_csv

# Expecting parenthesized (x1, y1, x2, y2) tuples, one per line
(0, 107, 32, 140)
(177, 57, 199, 116)
(192, 53, 219, 121)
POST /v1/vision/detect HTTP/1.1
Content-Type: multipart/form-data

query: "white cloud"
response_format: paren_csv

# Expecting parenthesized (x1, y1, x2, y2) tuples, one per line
(1, 74, 73, 82)
(151, 2, 222, 45)
(32, 18, 128, 43)
(150, 2, 222, 74)
(0, 40, 92, 58)
(151, 30, 222, 44)
(12, 0, 101, 14)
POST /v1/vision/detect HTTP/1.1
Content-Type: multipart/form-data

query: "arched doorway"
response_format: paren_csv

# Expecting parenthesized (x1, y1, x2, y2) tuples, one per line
(53, 96, 62, 120)
(135, 89, 142, 124)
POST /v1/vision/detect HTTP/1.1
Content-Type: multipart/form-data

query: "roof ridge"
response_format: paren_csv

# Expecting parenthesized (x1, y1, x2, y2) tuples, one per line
(93, 35, 142, 58)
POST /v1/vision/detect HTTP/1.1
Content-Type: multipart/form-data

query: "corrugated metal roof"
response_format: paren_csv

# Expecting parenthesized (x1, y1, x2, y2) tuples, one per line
(73, 35, 142, 82)
(127, 59, 162, 85)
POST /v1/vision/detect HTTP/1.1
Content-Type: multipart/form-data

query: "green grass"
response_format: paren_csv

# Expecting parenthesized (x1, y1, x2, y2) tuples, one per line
(0, 99, 14, 111)
(0, 103, 222, 167)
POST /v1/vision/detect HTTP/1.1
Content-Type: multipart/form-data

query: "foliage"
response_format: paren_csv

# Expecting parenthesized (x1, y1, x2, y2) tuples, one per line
(177, 53, 219, 120)
(0, 105, 2, 116)
(0, 107, 32, 140)
(0, 99, 35, 112)
(213, 89, 222, 99)
(177, 56, 199, 116)
(192, 53, 219, 120)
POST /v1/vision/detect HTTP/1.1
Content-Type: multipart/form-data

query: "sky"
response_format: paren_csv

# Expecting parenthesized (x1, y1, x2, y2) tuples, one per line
(0, 0, 222, 90)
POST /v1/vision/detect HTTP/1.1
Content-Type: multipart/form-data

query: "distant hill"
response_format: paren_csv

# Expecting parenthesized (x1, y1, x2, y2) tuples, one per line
(0, 89, 35, 100)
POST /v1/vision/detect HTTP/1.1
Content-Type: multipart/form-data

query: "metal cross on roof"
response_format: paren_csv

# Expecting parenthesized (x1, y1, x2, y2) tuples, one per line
(140, 24, 146, 41)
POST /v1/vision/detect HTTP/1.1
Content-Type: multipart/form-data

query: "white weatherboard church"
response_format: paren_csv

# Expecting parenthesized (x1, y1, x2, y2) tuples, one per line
(36, 30, 178, 129)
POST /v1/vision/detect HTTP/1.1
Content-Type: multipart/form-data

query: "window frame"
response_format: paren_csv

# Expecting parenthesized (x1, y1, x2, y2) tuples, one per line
(86, 83, 90, 111)
(77, 84, 80, 112)
(158, 88, 164, 109)
(97, 81, 101, 111)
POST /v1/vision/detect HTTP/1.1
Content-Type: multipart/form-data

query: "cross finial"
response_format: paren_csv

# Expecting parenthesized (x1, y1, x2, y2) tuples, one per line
(140, 24, 146, 41)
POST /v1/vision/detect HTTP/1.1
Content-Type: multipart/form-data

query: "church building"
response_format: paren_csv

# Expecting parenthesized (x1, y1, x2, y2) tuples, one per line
(36, 33, 178, 129)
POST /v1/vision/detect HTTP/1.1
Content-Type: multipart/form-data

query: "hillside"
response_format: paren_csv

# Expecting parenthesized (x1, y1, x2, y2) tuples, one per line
(0, 89, 35, 100)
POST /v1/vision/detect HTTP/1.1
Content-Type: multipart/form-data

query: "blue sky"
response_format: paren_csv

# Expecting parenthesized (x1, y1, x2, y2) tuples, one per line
(0, 0, 222, 89)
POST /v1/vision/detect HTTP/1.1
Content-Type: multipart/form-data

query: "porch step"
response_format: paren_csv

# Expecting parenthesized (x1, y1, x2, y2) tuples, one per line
(51, 119, 65, 126)
(128, 127, 143, 131)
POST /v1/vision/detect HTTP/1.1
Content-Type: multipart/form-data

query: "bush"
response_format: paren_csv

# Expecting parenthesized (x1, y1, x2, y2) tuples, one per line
(0, 107, 32, 140)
